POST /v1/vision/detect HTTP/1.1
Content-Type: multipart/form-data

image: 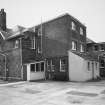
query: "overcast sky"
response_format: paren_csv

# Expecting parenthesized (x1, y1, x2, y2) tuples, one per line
(0, 0, 105, 42)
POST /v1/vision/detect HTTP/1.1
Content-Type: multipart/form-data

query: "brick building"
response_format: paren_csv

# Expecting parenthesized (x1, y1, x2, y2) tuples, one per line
(0, 9, 100, 81)
(87, 42, 105, 78)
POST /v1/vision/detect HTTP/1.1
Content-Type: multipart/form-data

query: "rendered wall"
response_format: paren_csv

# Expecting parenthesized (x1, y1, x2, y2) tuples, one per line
(68, 51, 85, 81)
(68, 51, 100, 81)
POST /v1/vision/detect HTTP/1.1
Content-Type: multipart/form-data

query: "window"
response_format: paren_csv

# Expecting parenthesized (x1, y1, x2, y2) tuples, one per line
(14, 40, 19, 48)
(36, 63, 40, 72)
(38, 47, 42, 53)
(47, 60, 50, 71)
(80, 27, 83, 35)
(30, 62, 44, 72)
(100, 60, 104, 68)
(41, 62, 44, 72)
(31, 36, 35, 49)
(72, 41, 77, 50)
(71, 21, 76, 31)
(51, 60, 55, 72)
(80, 44, 84, 52)
(94, 45, 98, 51)
(60, 59, 66, 72)
(30, 64, 35, 72)
(87, 62, 90, 71)
(100, 44, 104, 51)
(38, 28, 42, 36)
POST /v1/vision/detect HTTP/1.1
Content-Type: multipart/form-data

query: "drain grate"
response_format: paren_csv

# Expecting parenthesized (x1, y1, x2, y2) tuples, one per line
(67, 91, 98, 97)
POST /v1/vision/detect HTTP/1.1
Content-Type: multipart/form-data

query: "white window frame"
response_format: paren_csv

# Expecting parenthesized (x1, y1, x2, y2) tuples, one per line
(80, 27, 83, 35)
(80, 44, 84, 52)
(51, 60, 55, 72)
(60, 59, 66, 72)
(31, 36, 35, 49)
(14, 40, 19, 48)
(72, 41, 77, 50)
(30, 61, 45, 72)
(71, 21, 76, 31)
(47, 60, 50, 71)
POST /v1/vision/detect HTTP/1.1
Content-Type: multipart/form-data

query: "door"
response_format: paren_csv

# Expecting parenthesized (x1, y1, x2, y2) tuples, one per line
(92, 62, 94, 79)
(23, 65, 27, 81)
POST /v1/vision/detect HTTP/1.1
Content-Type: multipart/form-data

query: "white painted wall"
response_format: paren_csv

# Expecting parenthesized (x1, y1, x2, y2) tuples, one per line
(30, 72, 45, 80)
(68, 51, 100, 82)
(68, 51, 86, 81)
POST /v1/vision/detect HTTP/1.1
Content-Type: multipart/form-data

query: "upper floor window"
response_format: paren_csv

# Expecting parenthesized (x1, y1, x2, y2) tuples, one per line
(72, 41, 77, 50)
(31, 36, 35, 49)
(14, 40, 19, 48)
(38, 28, 42, 36)
(100, 44, 104, 51)
(71, 21, 76, 31)
(80, 44, 84, 52)
(80, 27, 83, 35)
(94, 45, 98, 51)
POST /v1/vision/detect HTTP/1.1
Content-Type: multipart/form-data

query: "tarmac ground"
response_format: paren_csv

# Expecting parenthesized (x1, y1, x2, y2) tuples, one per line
(0, 80, 105, 105)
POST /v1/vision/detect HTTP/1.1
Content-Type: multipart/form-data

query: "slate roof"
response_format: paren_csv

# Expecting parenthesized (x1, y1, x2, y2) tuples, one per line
(0, 25, 35, 40)
(86, 37, 95, 44)
(70, 50, 98, 61)
(0, 29, 11, 39)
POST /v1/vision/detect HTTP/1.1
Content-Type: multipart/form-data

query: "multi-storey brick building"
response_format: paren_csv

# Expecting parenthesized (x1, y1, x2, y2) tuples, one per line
(87, 42, 105, 78)
(0, 9, 99, 81)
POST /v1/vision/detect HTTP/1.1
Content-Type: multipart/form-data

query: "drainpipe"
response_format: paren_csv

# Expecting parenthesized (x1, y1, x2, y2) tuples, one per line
(0, 53, 7, 80)
(19, 38, 23, 80)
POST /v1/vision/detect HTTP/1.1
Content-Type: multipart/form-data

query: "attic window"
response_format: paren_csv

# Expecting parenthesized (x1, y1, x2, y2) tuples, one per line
(14, 40, 19, 48)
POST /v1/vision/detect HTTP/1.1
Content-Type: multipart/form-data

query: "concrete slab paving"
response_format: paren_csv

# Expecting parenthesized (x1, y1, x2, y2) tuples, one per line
(0, 80, 105, 105)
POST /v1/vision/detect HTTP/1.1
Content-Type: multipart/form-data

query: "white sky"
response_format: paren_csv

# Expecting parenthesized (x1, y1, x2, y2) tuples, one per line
(0, 0, 105, 42)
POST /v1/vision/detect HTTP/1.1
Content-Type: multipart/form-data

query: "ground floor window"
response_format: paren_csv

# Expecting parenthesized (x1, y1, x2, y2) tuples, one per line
(47, 60, 51, 71)
(31, 64, 35, 72)
(87, 61, 90, 71)
(60, 59, 66, 72)
(30, 61, 44, 72)
(47, 60, 55, 72)
(51, 60, 55, 72)
(36, 63, 40, 72)
(100, 60, 104, 68)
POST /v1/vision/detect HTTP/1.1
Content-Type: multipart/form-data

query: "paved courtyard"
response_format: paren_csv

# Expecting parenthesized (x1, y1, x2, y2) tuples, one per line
(0, 80, 105, 105)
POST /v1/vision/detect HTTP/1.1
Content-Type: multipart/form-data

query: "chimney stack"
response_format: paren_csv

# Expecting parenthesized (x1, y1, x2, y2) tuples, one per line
(0, 9, 6, 31)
